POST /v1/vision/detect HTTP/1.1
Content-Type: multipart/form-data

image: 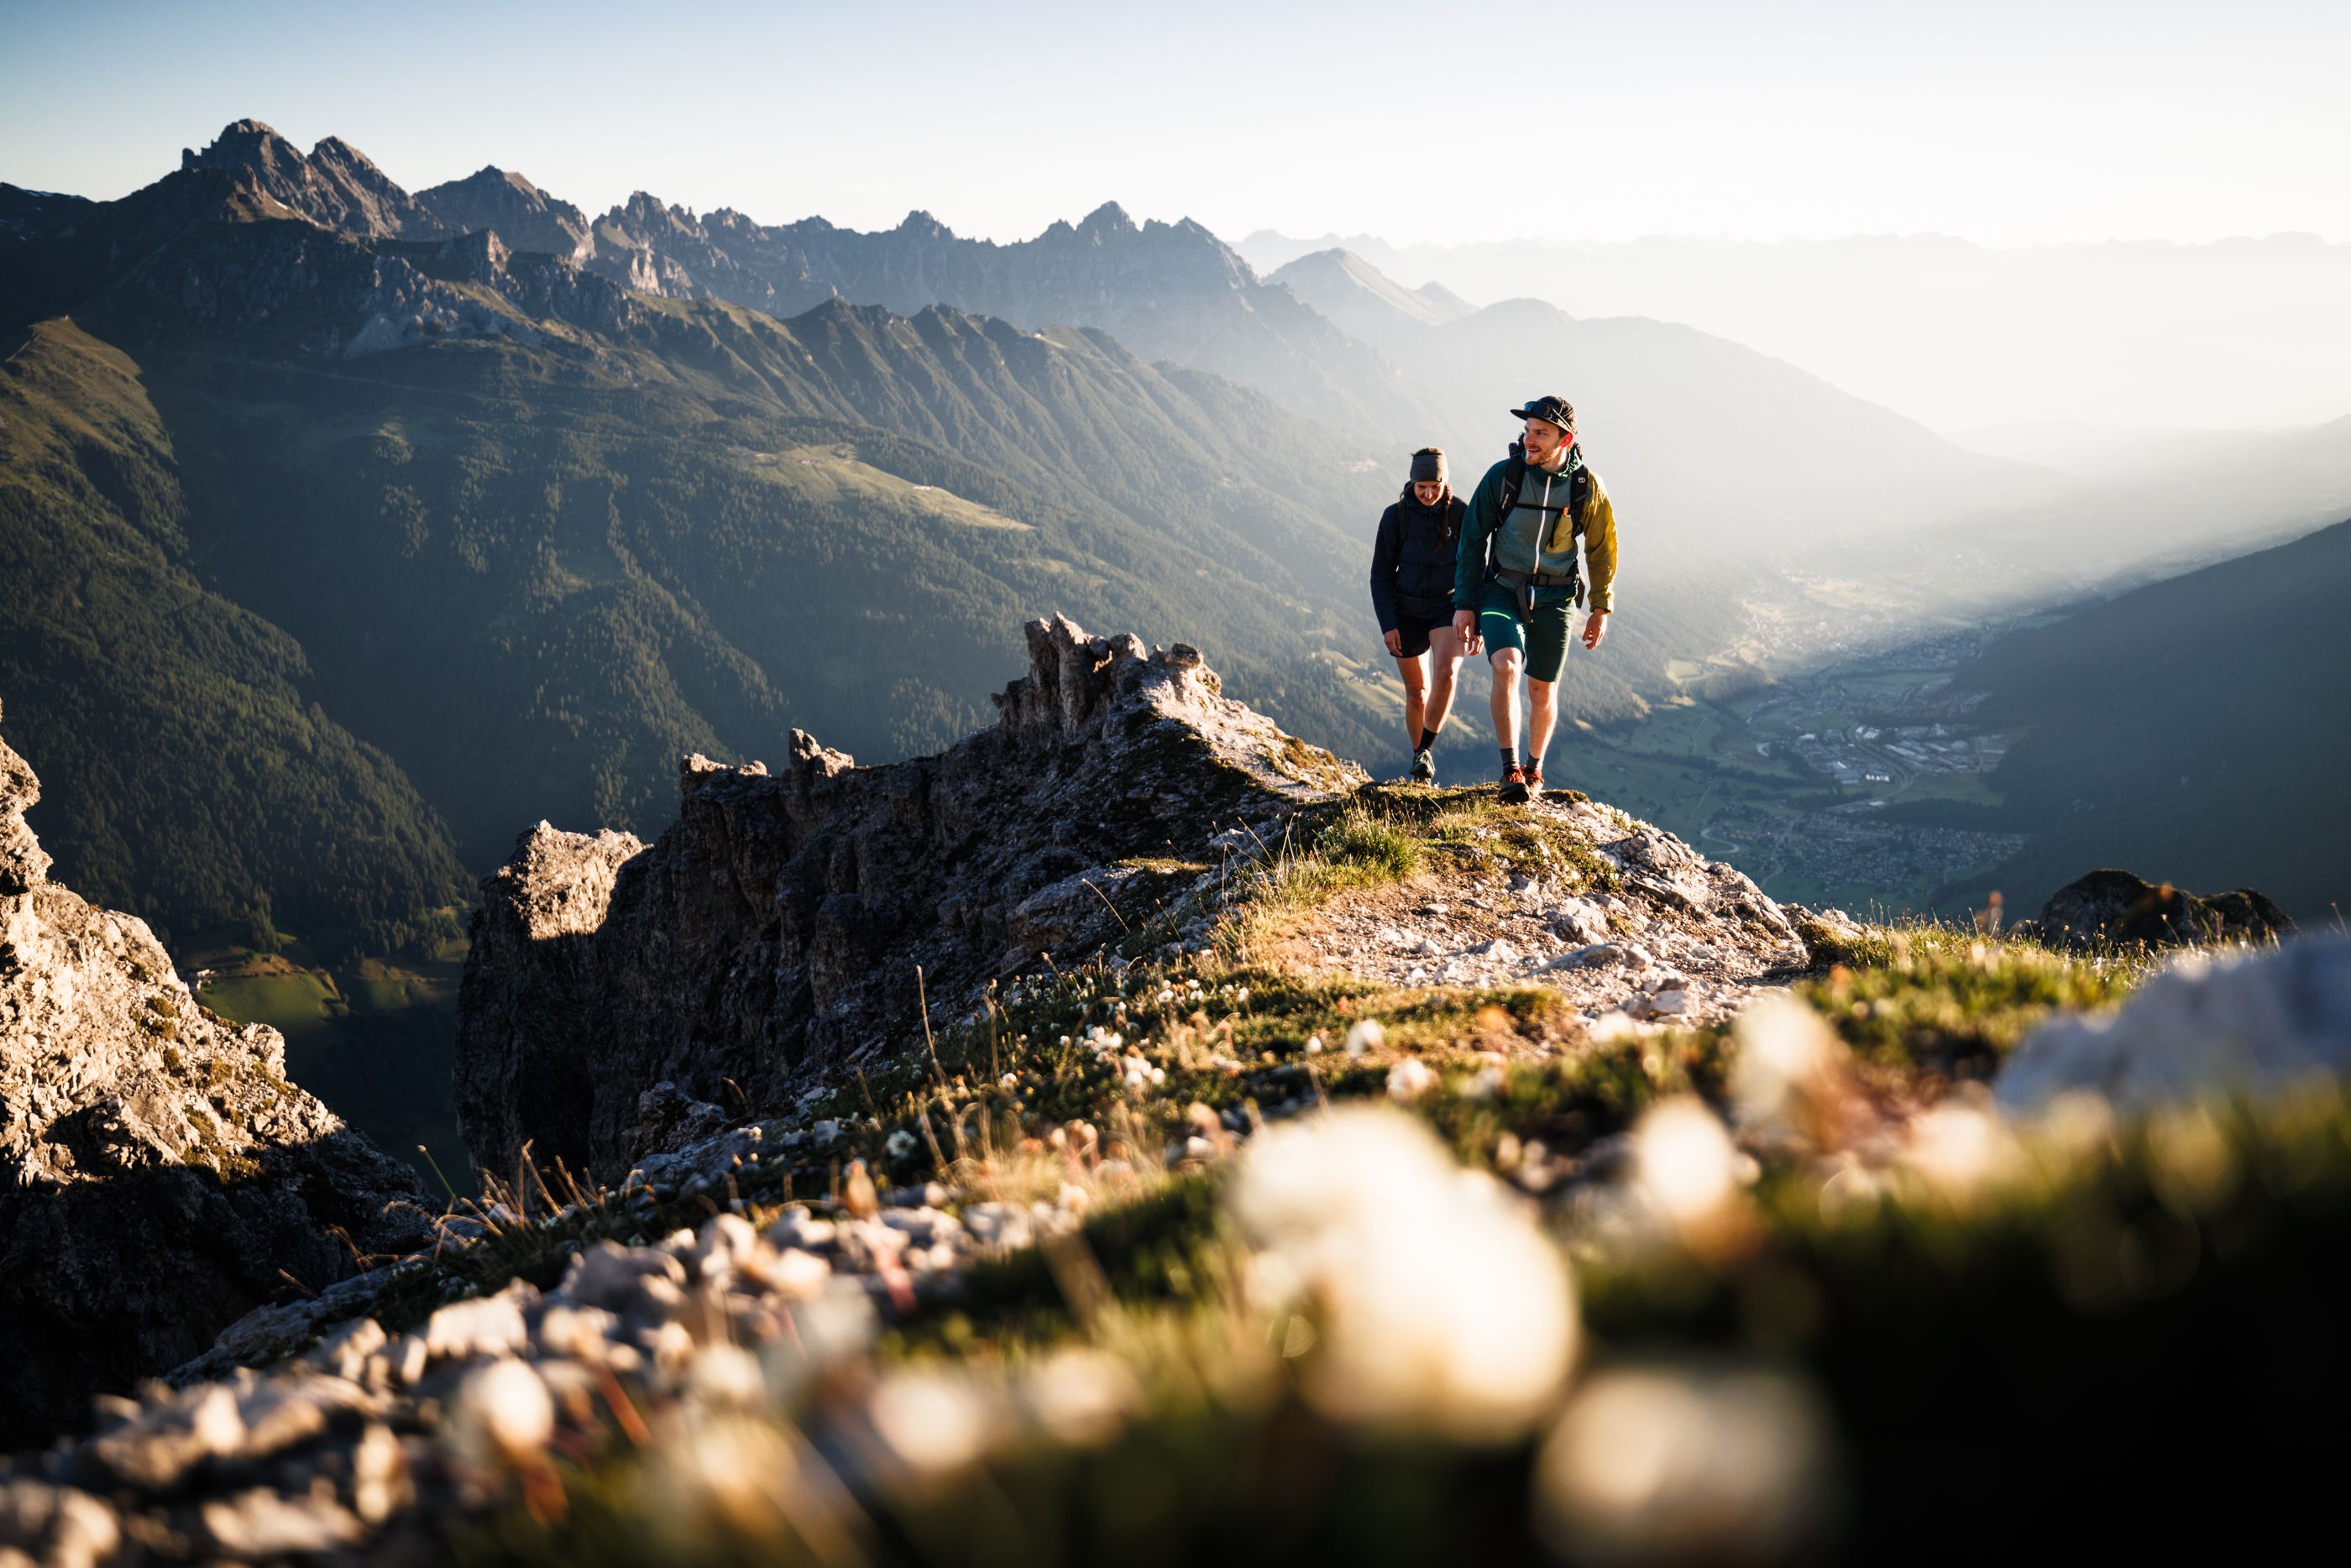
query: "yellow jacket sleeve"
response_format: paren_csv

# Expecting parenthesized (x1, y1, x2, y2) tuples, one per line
(1557, 469, 1617, 614)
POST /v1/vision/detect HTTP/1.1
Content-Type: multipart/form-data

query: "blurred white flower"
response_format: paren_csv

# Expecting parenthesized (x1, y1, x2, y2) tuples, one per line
(886, 1128, 918, 1160)
(1344, 1020, 1385, 1057)
(1729, 995, 1847, 1132)
(1631, 1097, 1745, 1236)
(686, 1343, 767, 1411)
(447, 1357, 554, 1468)
(869, 1369, 992, 1477)
(1023, 1348, 1142, 1447)
(1534, 1362, 1838, 1565)
(1901, 1099, 2024, 1204)
(1386, 1057, 1438, 1100)
(1231, 1105, 1577, 1442)
(647, 1412, 800, 1546)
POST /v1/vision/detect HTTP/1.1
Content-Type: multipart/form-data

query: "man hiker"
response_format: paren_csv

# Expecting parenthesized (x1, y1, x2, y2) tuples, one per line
(1452, 396, 1618, 803)
(1369, 447, 1470, 781)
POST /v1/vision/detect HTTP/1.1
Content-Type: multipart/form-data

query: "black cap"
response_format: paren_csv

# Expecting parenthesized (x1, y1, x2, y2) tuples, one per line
(1509, 395, 1576, 431)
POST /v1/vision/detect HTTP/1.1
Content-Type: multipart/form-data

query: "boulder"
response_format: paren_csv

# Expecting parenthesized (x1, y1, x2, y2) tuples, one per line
(2027, 868, 2294, 951)
(0, 701, 432, 1445)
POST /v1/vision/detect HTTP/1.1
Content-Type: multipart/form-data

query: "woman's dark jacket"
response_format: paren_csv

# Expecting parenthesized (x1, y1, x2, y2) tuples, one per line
(1369, 489, 1469, 632)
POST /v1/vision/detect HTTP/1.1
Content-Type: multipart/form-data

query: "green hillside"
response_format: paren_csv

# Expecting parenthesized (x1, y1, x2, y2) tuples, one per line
(0, 319, 469, 954)
(1928, 518, 2351, 920)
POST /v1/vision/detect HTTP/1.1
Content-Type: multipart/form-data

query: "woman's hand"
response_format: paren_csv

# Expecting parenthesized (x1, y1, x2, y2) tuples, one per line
(1383, 628, 1404, 658)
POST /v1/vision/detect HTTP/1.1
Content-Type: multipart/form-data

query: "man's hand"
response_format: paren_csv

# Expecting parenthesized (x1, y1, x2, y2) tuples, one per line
(1581, 611, 1609, 651)
(1453, 609, 1482, 656)
(1382, 628, 1403, 658)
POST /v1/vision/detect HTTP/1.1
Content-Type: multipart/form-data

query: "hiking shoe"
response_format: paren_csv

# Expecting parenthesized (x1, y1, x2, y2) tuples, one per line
(1524, 765, 1545, 801)
(1498, 763, 1529, 804)
(1410, 748, 1436, 783)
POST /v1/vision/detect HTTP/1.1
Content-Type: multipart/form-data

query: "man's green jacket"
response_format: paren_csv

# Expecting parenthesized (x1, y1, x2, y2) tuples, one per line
(1452, 451, 1620, 615)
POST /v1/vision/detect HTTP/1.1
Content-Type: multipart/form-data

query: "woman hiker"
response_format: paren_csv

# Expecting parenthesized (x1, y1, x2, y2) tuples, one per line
(1369, 447, 1469, 782)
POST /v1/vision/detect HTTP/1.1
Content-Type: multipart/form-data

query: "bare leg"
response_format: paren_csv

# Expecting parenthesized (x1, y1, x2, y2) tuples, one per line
(1527, 677, 1559, 771)
(1490, 647, 1525, 755)
(1396, 652, 1429, 756)
(1423, 625, 1464, 737)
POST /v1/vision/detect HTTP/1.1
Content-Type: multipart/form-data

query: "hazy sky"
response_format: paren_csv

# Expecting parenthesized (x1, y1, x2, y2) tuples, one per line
(5, 0, 2347, 248)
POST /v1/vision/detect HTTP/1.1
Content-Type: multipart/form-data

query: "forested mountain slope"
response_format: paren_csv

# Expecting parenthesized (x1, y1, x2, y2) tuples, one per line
(0, 318, 470, 953)
(1931, 518, 2351, 920)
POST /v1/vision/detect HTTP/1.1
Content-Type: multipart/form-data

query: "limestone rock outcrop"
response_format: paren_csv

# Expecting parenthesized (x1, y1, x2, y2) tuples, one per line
(0, 703, 432, 1445)
(453, 617, 1365, 1183)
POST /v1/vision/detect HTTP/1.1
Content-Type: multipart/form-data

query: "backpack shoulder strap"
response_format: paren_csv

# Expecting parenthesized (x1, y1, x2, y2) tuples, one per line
(1497, 442, 1527, 520)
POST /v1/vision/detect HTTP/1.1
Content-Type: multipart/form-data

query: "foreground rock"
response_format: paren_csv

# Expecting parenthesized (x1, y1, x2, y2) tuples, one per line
(1998, 933, 2351, 1113)
(0, 703, 432, 1446)
(2025, 868, 2295, 951)
(455, 616, 1365, 1182)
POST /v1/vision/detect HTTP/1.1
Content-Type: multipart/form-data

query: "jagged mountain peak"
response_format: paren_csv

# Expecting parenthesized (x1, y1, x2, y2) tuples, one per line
(308, 133, 386, 172)
(1076, 199, 1136, 235)
(179, 118, 300, 175)
(441, 164, 540, 198)
(897, 207, 954, 239)
(173, 118, 432, 239)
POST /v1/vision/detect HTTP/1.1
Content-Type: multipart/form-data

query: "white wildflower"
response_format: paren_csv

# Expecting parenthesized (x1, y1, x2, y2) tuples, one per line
(1386, 1057, 1438, 1100)
(1534, 1362, 1836, 1564)
(1231, 1105, 1576, 1442)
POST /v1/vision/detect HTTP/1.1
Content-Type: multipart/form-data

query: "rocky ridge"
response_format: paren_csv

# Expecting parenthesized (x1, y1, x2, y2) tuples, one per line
(0, 703, 433, 1446)
(453, 615, 1365, 1184)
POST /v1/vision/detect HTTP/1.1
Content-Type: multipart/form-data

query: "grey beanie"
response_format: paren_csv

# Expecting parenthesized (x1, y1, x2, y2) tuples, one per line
(1409, 447, 1448, 484)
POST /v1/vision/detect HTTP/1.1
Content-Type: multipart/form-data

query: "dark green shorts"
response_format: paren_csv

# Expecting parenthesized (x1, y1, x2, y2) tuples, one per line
(1475, 578, 1575, 682)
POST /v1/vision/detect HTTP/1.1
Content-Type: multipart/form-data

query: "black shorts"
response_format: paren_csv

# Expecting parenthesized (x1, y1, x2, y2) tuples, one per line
(1391, 604, 1453, 659)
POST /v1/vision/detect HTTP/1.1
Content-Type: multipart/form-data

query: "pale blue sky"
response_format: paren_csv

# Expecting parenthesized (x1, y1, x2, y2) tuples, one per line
(4, 0, 2346, 246)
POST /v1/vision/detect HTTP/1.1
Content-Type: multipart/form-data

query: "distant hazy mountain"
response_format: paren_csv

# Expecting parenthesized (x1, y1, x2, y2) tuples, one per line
(1902, 413, 2351, 619)
(1238, 228, 2351, 434)
(1922, 517, 2351, 922)
(1269, 248, 1475, 334)
(584, 198, 1446, 442)
(1270, 247, 2056, 551)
